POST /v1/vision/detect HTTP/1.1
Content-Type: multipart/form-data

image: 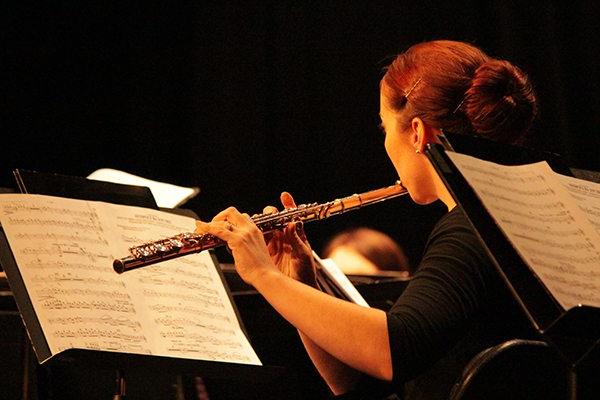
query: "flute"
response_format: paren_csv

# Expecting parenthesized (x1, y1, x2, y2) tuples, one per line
(113, 181, 407, 273)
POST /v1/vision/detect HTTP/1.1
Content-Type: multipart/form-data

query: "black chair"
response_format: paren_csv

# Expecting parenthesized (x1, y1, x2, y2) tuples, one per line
(449, 339, 571, 400)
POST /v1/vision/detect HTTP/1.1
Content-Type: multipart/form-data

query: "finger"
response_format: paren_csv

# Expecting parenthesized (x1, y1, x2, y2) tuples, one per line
(195, 220, 205, 234)
(265, 230, 282, 254)
(293, 221, 308, 243)
(211, 208, 234, 222)
(211, 207, 248, 228)
(241, 212, 252, 221)
(282, 221, 307, 245)
(280, 192, 297, 209)
(225, 207, 254, 227)
(262, 205, 279, 215)
(195, 220, 235, 240)
(282, 223, 311, 260)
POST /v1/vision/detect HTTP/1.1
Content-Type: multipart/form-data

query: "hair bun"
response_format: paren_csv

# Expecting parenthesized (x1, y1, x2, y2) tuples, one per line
(463, 59, 537, 143)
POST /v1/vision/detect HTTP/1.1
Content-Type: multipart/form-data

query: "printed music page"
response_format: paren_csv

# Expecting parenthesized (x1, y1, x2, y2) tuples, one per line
(0, 194, 261, 365)
(557, 173, 600, 234)
(312, 251, 370, 307)
(87, 168, 199, 208)
(446, 152, 600, 310)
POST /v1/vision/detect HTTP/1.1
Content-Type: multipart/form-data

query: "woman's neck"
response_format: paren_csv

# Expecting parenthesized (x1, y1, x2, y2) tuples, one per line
(432, 170, 457, 211)
(426, 158, 457, 211)
(439, 188, 457, 211)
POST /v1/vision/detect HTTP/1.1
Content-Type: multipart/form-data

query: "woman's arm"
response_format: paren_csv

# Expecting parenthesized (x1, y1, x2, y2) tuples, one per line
(245, 263, 392, 383)
(298, 331, 364, 394)
(195, 202, 393, 391)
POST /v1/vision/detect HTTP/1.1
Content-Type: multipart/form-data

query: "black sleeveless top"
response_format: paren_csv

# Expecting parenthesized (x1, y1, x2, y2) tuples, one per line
(385, 206, 532, 399)
(338, 207, 533, 400)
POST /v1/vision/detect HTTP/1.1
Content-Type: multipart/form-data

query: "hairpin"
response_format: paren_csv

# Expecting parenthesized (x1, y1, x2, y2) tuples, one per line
(404, 77, 422, 98)
(453, 95, 467, 114)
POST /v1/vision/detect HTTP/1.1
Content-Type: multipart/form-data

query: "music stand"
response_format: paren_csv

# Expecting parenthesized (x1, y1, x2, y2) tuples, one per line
(426, 136, 600, 399)
(13, 169, 159, 209)
(2, 169, 283, 399)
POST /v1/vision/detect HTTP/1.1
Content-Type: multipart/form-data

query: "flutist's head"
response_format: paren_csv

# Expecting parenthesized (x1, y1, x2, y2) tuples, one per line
(378, 40, 537, 208)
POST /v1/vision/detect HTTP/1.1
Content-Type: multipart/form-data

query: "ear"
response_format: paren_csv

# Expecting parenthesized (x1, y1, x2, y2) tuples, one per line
(410, 117, 441, 153)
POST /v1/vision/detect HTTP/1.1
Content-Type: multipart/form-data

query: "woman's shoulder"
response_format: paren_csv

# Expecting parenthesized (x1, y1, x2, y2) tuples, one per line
(435, 206, 468, 228)
(426, 206, 476, 247)
(418, 206, 492, 278)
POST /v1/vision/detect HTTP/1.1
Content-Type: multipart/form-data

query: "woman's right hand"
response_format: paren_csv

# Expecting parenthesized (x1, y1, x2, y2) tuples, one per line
(195, 191, 317, 288)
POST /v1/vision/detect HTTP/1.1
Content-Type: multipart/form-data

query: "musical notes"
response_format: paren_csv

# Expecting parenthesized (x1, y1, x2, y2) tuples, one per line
(36, 287, 132, 300)
(52, 328, 147, 342)
(523, 247, 600, 265)
(25, 259, 107, 272)
(106, 203, 260, 364)
(159, 331, 242, 348)
(20, 244, 111, 262)
(0, 194, 260, 365)
(448, 153, 600, 310)
(136, 275, 218, 292)
(154, 316, 235, 335)
(164, 347, 251, 363)
(6, 216, 101, 232)
(148, 304, 230, 322)
(40, 298, 136, 314)
(529, 257, 600, 279)
(141, 289, 223, 306)
(456, 163, 547, 183)
(47, 315, 142, 330)
(1, 203, 98, 218)
(31, 272, 126, 288)
(558, 174, 600, 235)
(15, 232, 108, 245)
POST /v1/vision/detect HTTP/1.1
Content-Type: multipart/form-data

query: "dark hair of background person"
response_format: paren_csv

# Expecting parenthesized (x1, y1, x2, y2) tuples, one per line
(322, 227, 411, 275)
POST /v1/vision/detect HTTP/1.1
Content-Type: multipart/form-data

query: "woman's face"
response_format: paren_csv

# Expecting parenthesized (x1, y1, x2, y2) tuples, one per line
(379, 91, 438, 204)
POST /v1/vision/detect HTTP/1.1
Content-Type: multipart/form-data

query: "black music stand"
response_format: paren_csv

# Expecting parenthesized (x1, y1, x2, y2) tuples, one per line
(426, 136, 600, 399)
(1, 170, 283, 400)
(13, 169, 159, 209)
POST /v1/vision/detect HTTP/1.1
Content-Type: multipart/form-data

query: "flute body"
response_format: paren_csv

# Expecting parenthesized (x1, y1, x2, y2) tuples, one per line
(113, 181, 407, 273)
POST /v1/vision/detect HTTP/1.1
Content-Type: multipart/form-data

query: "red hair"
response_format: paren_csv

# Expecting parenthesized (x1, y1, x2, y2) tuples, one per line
(381, 40, 537, 144)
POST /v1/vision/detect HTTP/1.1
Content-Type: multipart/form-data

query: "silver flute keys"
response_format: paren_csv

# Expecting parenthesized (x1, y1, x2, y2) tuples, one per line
(113, 181, 407, 274)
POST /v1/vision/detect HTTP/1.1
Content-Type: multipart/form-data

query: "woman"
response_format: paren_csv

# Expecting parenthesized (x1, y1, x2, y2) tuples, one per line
(196, 40, 537, 399)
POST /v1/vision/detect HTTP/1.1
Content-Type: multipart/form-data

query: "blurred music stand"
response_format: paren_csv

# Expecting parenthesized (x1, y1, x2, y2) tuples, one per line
(13, 169, 159, 209)
(426, 134, 600, 399)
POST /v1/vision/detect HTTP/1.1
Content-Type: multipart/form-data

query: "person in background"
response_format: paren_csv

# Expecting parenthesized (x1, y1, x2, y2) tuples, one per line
(322, 227, 411, 278)
(196, 39, 537, 399)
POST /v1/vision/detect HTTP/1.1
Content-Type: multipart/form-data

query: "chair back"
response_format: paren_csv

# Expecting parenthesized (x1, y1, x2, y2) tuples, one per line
(449, 339, 570, 400)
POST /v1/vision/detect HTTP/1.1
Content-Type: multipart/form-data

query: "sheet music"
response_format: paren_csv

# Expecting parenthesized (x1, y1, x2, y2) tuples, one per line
(312, 252, 370, 307)
(447, 152, 600, 310)
(557, 173, 600, 234)
(87, 168, 199, 208)
(0, 194, 260, 365)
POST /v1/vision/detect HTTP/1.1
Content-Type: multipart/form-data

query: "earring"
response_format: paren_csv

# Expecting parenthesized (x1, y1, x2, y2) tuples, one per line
(415, 149, 420, 154)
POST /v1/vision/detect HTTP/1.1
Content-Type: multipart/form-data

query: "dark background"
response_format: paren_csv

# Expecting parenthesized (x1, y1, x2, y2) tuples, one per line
(3, 2, 599, 265)
(1, 3, 599, 399)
